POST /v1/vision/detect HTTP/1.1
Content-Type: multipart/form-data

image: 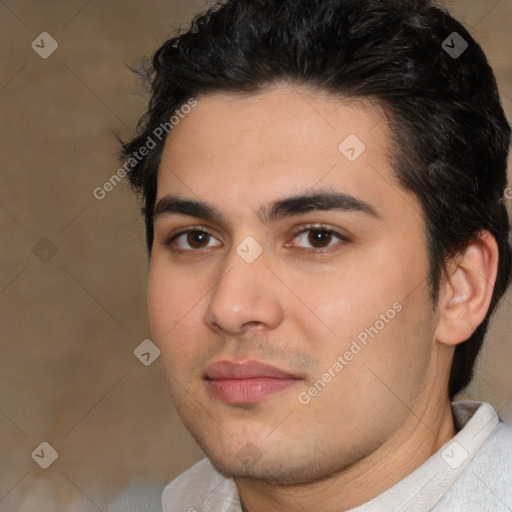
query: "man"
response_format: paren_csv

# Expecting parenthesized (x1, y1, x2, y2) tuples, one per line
(120, 0, 512, 510)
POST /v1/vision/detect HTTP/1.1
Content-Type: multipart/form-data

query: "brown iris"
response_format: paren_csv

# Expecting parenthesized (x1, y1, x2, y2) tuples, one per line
(187, 231, 209, 249)
(307, 229, 332, 248)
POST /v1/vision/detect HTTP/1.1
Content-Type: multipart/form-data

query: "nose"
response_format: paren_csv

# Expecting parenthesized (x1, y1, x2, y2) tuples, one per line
(204, 248, 285, 336)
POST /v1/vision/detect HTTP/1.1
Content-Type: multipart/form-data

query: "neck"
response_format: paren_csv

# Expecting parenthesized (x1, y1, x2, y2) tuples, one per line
(236, 398, 456, 512)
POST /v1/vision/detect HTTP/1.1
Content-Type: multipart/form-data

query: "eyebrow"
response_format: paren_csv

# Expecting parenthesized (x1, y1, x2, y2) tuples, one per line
(152, 190, 380, 226)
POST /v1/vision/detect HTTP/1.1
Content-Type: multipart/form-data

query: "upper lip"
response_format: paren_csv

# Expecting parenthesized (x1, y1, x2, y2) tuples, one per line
(204, 360, 302, 380)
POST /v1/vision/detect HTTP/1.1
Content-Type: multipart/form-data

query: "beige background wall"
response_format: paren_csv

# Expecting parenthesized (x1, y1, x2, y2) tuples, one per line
(0, 1, 511, 510)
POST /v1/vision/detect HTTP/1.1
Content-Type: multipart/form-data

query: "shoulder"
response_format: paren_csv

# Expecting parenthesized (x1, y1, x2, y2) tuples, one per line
(435, 419, 512, 511)
(480, 419, 512, 455)
(162, 458, 240, 512)
(107, 477, 165, 512)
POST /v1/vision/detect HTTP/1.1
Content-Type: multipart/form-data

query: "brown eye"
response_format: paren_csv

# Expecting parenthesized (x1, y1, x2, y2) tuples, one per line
(291, 226, 347, 250)
(186, 231, 210, 249)
(307, 229, 333, 248)
(169, 229, 222, 251)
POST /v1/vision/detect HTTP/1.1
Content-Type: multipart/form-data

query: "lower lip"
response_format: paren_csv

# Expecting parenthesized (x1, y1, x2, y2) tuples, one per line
(206, 377, 300, 404)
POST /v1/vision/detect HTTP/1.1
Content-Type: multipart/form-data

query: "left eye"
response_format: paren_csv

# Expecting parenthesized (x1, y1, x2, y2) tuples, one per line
(291, 228, 346, 249)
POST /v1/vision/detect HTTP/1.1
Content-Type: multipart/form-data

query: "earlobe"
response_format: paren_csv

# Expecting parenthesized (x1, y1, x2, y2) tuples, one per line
(436, 231, 499, 346)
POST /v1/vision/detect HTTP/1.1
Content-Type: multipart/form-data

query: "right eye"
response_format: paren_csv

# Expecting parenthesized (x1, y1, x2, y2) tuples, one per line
(166, 228, 222, 252)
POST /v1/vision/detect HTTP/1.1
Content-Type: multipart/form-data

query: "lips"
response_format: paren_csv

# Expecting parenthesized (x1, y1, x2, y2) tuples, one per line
(205, 360, 300, 380)
(204, 360, 303, 404)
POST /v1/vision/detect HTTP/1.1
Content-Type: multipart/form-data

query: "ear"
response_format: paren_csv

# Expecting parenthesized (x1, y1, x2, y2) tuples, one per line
(435, 231, 499, 346)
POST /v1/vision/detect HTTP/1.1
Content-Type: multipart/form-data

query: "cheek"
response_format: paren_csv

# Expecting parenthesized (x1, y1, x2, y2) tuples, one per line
(305, 279, 433, 418)
(293, 263, 399, 340)
(147, 261, 205, 368)
(295, 251, 430, 365)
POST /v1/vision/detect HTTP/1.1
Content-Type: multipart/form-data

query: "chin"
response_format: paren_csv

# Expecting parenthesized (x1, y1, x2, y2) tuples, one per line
(199, 437, 352, 487)
(209, 454, 311, 485)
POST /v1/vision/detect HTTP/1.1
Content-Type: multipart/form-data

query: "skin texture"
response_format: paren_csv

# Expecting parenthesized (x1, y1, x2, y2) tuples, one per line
(147, 84, 498, 511)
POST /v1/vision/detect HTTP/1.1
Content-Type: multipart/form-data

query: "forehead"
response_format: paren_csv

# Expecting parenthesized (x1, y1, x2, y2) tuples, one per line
(155, 84, 419, 224)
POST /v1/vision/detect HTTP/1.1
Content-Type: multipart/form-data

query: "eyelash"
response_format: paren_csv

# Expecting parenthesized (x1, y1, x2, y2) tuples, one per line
(164, 224, 349, 254)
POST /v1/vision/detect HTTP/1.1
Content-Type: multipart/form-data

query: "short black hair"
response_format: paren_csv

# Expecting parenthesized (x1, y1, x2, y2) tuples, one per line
(121, 0, 511, 399)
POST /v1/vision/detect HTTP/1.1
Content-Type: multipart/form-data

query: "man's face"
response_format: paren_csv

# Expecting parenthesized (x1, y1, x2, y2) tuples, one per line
(148, 84, 440, 484)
